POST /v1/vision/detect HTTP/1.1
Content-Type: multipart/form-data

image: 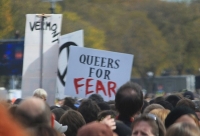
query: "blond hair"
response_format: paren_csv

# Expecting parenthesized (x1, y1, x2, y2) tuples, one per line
(150, 108, 170, 124)
(33, 88, 47, 101)
(166, 123, 200, 136)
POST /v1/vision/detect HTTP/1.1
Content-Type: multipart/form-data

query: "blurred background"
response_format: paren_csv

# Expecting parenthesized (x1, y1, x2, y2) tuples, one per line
(0, 0, 200, 100)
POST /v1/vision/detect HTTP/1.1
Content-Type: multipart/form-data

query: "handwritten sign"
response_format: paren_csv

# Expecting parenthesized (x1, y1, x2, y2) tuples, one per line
(22, 14, 62, 105)
(65, 46, 134, 101)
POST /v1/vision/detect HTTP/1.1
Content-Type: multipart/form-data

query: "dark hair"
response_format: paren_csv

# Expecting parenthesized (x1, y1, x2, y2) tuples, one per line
(165, 94, 182, 108)
(14, 98, 23, 105)
(88, 94, 104, 103)
(115, 81, 143, 117)
(60, 105, 71, 111)
(78, 99, 101, 123)
(59, 110, 86, 136)
(63, 97, 77, 110)
(50, 105, 59, 111)
(176, 98, 195, 111)
(51, 108, 65, 122)
(97, 102, 111, 111)
(156, 100, 174, 111)
(132, 114, 166, 136)
(97, 110, 117, 121)
(154, 96, 165, 103)
(165, 106, 198, 129)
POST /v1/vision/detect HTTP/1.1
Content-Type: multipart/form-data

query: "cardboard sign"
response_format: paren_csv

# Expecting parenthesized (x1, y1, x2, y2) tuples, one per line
(57, 30, 84, 99)
(65, 46, 134, 101)
(22, 14, 62, 105)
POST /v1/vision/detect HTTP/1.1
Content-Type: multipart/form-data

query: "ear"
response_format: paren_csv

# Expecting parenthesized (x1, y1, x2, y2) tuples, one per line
(51, 113, 55, 128)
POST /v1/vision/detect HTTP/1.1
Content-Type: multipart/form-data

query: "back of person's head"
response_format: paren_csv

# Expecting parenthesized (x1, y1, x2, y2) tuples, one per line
(63, 97, 76, 110)
(115, 81, 143, 117)
(166, 123, 200, 136)
(165, 94, 182, 108)
(149, 108, 170, 124)
(51, 108, 65, 122)
(60, 105, 71, 111)
(77, 121, 113, 136)
(78, 99, 101, 123)
(97, 102, 111, 111)
(143, 104, 164, 114)
(97, 110, 117, 121)
(88, 94, 104, 103)
(176, 98, 195, 111)
(59, 109, 86, 136)
(153, 96, 165, 103)
(183, 91, 194, 100)
(15, 97, 52, 128)
(33, 88, 47, 101)
(131, 114, 166, 136)
(155, 100, 174, 111)
(0, 103, 28, 136)
(165, 106, 199, 129)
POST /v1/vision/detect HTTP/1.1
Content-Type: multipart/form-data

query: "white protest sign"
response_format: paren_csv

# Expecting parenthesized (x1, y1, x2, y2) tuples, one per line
(65, 46, 134, 101)
(57, 30, 84, 99)
(22, 14, 62, 105)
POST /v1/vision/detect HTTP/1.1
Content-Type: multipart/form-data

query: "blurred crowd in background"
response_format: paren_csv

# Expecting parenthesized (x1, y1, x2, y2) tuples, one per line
(1, 81, 200, 136)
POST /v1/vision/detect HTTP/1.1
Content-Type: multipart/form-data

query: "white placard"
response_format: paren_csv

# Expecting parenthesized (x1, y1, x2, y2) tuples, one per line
(22, 14, 62, 105)
(57, 30, 84, 99)
(65, 46, 134, 101)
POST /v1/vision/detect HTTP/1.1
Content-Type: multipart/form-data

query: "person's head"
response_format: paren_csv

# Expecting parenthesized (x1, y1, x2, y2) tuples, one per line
(176, 98, 195, 111)
(78, 99, 101, 123)
(143, 104, 164, 114)
(15, 97, 52, 128)
(97, 110, 117, 121)
(33, 88, 47, 101)
(51, 108, 65, 122)
(63, 97, 76, 110)
(88, 94, 104, 103)
(59, 109, 86, 136)
(131, 114, 166, 136)
(155, 100, 174, 111)
(166, 123, 200, 136)
(115, 81, 143, 117)
(183, 91, 194, 100)
(165, 106, 199, 129)
(153, 96, 165, 103)
(149, 109, 170, 124)
(97, 102, 111, 111)
(165, 94, 182, 108)
(77, 121, 114, 136)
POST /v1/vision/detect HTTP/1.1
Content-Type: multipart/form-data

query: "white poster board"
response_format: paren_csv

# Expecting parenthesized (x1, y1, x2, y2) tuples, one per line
(65, 46, 134, 101)
(57, 30, 84, 99)
(22, 14, 62, 105)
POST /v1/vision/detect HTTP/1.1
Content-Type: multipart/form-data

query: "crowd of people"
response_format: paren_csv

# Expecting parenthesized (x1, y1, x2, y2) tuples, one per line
(1, 81, 200, 136)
